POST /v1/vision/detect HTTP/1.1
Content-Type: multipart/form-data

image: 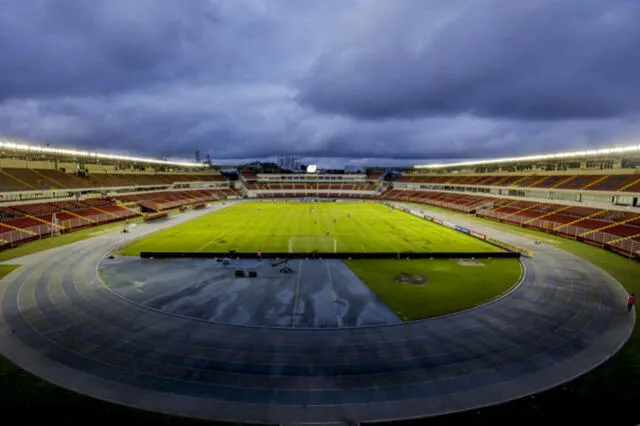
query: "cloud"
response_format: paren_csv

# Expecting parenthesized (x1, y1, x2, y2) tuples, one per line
(0, 0, 312, 101)
(3, 84, 635, 163)
(298, 0, 640, 121)
(0, 0, 639, 165)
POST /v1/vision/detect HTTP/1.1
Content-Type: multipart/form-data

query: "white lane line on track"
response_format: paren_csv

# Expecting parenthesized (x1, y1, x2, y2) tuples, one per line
(290, 259, 303, 328)
(325, 260, 342, 328)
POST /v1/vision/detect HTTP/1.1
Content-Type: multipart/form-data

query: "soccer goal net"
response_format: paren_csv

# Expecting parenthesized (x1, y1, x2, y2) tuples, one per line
(288, 237, 338, 253)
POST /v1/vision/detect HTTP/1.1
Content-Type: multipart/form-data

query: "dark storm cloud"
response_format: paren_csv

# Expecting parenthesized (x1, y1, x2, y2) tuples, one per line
(0, 0, 305, 101)
(0, 0, 222, 100)
(0, 0, 639, 164)
(298, 0, 640, 121)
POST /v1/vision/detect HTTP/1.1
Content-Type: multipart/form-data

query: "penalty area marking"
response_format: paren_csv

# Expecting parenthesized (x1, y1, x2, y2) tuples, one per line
(196, 228, 235, 252)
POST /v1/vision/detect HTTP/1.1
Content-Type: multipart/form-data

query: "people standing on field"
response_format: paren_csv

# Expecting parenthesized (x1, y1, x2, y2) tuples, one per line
(628, 293, 636, 312)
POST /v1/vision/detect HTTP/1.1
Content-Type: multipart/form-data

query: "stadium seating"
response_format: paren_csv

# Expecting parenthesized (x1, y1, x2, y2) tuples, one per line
(112, 189, 237, 212)
(397, 172, 640, 191)
(240, 171, 258, 180)
(4, 164, 640, 259)
(366, 171, 385, 180)
(383, 187, 640, 258)
(0, 167, 226, 191)
(0, 186, 240, 249)
(247, 180, 380, 199)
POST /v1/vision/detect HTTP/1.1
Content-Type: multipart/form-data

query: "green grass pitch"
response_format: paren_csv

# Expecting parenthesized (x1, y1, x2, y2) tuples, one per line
(345, 258, 522, 320)
(120, 201, 503, 254)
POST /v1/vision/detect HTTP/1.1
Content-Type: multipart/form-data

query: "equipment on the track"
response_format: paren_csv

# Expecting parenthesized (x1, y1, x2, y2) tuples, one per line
(234, 270, 259, 278)
(271, 259, 294, 274)
(280, 264, 293, 274)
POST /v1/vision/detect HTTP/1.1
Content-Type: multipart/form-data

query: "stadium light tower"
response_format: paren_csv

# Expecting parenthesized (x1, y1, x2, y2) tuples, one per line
(0, 139, 208, 168)
(414, 143, 640, 169)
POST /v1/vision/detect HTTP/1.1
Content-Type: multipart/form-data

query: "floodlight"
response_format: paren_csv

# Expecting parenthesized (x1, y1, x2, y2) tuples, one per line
(0, 139, 207, 168)
(414, 144, 640, 169)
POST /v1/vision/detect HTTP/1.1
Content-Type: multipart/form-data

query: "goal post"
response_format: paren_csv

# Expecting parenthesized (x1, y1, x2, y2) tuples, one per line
(288, 237, 338, 253)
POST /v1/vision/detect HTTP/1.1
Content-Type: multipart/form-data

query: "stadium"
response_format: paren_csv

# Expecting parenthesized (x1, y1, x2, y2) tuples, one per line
(0, 140, 637, 424)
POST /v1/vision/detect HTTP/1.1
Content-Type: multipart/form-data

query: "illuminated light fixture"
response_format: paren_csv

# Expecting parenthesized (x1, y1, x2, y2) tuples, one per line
(0, 139, 207, 168)
(414, 144, 640, 169)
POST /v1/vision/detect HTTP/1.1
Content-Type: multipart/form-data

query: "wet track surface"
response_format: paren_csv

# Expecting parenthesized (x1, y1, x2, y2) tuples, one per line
(99, 256, 401, 328)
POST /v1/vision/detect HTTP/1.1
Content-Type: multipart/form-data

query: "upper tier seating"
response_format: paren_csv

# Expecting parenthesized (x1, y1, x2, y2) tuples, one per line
(366, 171, 385, 180)
(248, 182, 378, 192)
(247, 181, 380, 201)
(1, 168, 58, 191)
(397, 173, 640, 192)
(240, 171, 257, 180)
(0, 168, 226, 191)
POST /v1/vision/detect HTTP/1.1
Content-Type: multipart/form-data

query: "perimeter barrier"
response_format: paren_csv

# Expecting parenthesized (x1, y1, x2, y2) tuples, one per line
(140, 251, 521, 260)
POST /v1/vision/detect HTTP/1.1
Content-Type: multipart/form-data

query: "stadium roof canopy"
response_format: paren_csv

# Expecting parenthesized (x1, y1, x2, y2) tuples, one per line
(0, 139, 207, 168)
(414, 144, 640, 170)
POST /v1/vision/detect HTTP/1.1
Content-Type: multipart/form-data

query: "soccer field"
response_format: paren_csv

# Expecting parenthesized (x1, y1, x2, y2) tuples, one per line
(120, 201, 502, 254)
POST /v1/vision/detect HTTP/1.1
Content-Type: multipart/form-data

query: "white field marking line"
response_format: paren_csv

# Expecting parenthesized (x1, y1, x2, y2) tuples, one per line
(325, 260, 342, 328)
(290, 258, 304, 328)
(196, 228, 234, 252)
(194, 208, 260, 252)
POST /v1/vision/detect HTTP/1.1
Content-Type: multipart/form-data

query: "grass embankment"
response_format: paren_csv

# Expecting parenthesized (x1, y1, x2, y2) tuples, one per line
(119, 201, 500, 254)
(0, 264, 19, 279)
(346, 258, 522, 319)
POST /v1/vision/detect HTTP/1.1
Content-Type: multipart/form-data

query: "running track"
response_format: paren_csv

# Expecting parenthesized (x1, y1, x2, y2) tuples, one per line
(0, 202, 634, 424)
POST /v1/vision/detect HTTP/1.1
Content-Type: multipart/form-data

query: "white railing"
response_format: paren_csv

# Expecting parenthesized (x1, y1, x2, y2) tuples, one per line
(0, 210, 137, 248)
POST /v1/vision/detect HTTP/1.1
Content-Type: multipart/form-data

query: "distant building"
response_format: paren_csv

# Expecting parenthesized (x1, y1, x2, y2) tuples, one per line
(278, 156, 302, 172)
(344, 165, 364, 174)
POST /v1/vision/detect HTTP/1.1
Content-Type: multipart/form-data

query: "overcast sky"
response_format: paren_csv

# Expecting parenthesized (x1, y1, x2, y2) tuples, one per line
(1, 0, 640, 167)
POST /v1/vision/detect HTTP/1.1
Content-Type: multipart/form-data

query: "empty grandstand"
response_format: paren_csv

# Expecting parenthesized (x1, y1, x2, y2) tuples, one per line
(240, 170, 386, 199)
(0, 140, 239, 248)
(2, 140, 640, 258)
(391, 145, 640, 258)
